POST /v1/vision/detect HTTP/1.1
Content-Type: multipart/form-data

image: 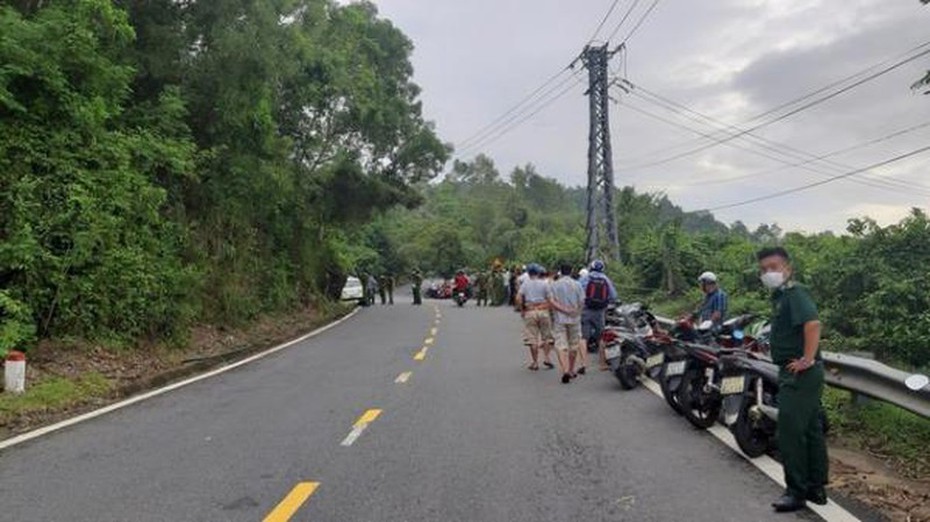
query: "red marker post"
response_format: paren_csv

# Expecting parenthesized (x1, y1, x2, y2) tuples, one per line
(4, 351, 26, 394)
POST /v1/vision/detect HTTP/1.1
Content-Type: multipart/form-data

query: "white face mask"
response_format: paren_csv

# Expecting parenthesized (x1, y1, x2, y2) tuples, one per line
(760, 271, 786, 290)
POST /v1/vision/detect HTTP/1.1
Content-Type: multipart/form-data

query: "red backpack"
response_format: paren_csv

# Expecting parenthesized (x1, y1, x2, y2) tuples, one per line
(585, 277, 610, 310)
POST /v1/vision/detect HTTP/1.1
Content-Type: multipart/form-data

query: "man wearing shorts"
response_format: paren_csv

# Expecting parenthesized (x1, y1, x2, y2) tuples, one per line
(549, 262, 586, 383)
(516, 264, 552, 371)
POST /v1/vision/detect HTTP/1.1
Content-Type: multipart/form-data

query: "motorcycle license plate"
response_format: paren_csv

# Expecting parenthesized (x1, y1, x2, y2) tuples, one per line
(720, 376, 746, 395)
(646, 352, 664, 369)
(604, 344, 621, 360)
(665, 360, 686, 377)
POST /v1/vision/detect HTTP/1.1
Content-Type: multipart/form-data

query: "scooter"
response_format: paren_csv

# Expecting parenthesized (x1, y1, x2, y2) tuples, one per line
(601, 303, 664, 389)
(721, 354, 830, 459)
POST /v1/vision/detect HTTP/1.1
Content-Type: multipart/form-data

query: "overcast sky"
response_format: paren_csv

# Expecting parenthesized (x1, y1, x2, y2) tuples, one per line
(367, 0, 930, 232)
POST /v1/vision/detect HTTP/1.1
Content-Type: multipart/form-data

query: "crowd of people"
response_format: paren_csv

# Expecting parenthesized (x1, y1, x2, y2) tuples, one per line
(508, 248, 827, 514)
(513, 259, 618, 384)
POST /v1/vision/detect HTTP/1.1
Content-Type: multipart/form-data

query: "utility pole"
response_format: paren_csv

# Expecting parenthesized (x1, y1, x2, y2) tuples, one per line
(580, 43, 620, 263)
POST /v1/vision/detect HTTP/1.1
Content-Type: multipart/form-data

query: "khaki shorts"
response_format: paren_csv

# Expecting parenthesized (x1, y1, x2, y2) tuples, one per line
(553, 322, 582, 352)
(523, 310, 552, 346)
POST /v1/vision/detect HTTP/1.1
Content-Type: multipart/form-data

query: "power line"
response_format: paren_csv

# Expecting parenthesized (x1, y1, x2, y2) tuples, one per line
(625, 86, 930, 194)
(748, 40, 930, 123)
(604, 0, 642, 42)
(619, 98, 930, 197)
(618, 40, 930, 170)
(680, 120, 930, 188)
(457, 68, 573, 151)
(703, 145, 930, 212)
(589, 0, 624, 43)
(619, 0, 662, 44)
(457, 73, 585, 157)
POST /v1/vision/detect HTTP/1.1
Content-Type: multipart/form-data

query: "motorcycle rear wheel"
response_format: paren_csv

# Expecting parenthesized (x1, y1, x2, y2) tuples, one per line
(616, 361, 640, 390)
(659, 366, 685, 415)
(732, 395, 770, 458)
(680, 368, 721, 429)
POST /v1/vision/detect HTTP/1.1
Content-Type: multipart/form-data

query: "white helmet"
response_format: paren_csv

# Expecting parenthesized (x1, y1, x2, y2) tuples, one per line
(578, 268, 590, 278)
(698, 271, 717, 283)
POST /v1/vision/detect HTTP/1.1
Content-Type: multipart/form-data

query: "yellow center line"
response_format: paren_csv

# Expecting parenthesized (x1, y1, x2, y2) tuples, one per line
(395, 371, 412, 383)
(262, 482, 319, 522)
(414, 347, 428, 361)
(429, 327, 438, 336)
(354, 408, 382, 427)
(424, 337, 434, 345)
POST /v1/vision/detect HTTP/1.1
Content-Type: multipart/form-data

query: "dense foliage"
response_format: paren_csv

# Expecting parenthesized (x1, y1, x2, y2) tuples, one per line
(0, 0, 448, 350)
(371, 155, 930, 368)
(1, 1, 926, 373)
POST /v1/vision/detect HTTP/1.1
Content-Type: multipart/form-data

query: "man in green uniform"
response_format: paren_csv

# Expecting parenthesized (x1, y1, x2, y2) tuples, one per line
(411, 269, 423, 306)
(757, 247, 828, 513)
(475, 271, 489, 306)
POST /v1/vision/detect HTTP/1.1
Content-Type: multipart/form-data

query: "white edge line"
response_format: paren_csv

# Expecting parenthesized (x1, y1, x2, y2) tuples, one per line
(0, 307, 362, 451)
(641, 378, 861, 522)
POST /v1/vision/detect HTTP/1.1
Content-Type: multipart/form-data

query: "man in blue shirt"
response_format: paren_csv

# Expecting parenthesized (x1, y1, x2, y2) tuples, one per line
(697, 271, 727, 328)
(578, 259, 618, 371)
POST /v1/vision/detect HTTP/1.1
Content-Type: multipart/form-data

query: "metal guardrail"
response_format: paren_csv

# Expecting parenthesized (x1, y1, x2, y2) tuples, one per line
(652, 315, 930, 419)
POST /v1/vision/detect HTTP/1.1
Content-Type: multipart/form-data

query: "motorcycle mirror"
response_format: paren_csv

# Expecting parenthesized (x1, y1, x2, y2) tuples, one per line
(733, 329, 745, 341)
(905, 374, 929, 391)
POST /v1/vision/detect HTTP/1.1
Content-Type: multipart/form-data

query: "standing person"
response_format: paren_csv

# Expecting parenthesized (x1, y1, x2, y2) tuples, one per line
(366, 274, 378, 306)
(378, 274, 388, 305)
(697, 271, 728, 328)
(757, 247, 828, 513)
(579, 260, 618, 371)
(385, 273, 394, 305)
(549, 262, 586, 383)
(508, 266, 522, 307)
(516, 264, 552, 371)
(411, 269, 423, 305)
(476, 271, 489, 306)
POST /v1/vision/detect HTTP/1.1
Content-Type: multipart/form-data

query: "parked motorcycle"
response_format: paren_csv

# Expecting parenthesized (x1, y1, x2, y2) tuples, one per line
(721, 354, 830, 458)
(453, 289, 468, 307)
(601, 303, 665, 389)
(657, 315, 761, 418)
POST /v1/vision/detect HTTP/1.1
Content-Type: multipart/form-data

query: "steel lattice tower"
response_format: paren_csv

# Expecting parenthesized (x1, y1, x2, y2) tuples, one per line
(582, 43, 620, 263)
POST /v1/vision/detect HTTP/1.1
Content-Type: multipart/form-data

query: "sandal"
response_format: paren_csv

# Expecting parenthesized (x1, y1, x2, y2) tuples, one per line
(528, 364, 539, 371)
(543, 361, 555, 370)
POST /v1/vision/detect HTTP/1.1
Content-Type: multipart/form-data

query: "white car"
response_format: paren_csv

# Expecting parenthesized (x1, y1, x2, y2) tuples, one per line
(341, 276, 364, 302)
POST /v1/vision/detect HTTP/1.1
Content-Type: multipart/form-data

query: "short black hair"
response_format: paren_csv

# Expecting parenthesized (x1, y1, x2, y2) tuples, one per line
(756, 246, 790, 262)
(559, 262, 572, 276)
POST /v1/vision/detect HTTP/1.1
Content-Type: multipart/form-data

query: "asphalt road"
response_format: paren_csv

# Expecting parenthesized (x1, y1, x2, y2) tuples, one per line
(0, 293, 832, 521)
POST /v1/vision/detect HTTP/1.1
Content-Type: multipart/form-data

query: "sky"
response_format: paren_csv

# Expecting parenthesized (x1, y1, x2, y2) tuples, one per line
(365, 0, 930, 233)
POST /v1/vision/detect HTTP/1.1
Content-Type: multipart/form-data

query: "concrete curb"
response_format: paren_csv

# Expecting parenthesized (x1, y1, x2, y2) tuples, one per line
(0, 307, 360, 451)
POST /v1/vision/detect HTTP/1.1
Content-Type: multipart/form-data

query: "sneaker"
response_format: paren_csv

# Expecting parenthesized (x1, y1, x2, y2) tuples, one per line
(561, 373, 572, 384)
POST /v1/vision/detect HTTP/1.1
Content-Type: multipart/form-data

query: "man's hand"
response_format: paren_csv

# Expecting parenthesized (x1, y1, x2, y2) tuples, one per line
(786, 357, 814, 374)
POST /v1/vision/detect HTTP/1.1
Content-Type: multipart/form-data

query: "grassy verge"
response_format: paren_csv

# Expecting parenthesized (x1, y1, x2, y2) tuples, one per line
(823, 387, 930, 479)
(0, 373, 113, 423)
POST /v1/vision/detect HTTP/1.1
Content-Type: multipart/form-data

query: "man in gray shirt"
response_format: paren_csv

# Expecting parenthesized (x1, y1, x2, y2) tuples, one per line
(516, 264, 552, 371)
(549, 262, 586, 383)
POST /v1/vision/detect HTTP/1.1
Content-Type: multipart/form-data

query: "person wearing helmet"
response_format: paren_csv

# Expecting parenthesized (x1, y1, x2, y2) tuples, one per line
(578, 259, 618, 371)
(697, 271, 728, 328)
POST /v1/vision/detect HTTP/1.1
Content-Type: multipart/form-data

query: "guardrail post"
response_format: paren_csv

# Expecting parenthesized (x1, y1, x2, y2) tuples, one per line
(847, 351, 875, 408)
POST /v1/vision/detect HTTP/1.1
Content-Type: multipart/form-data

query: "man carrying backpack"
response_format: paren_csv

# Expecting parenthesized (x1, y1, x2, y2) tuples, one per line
(579, 259, 618, 371)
